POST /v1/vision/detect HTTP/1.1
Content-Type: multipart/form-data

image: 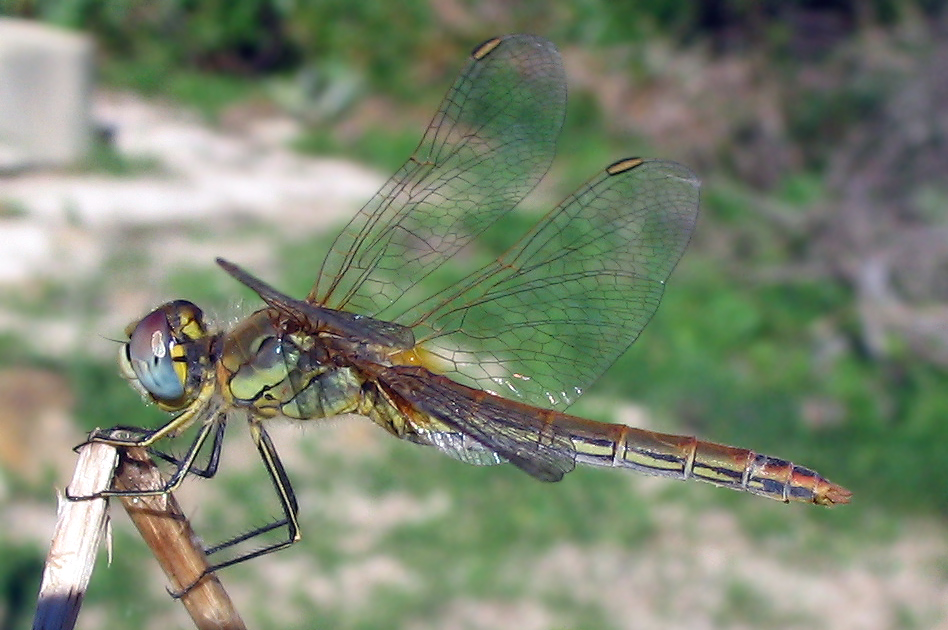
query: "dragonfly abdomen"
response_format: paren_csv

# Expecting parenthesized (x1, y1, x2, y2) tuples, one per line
(556, 414, 851, 505)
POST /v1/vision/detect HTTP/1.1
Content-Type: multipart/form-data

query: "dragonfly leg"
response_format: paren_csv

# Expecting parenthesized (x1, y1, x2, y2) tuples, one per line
(66, 418, 223, 501)
(171, 418, 301, 598)
(79, 376, 219, 452)
(72, 424, 154, 453)
(83, 407, 199, 449)
(147, 419, 226, 479)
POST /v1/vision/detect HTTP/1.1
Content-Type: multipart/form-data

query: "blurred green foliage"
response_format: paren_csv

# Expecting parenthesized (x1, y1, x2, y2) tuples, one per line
(4, 0, 946, 95)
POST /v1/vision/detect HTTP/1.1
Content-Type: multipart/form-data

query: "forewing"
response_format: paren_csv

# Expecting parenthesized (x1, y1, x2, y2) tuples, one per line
(216, 258, 415, 348)
(311, 34, 567, 320)
(402, 159, 701, 409)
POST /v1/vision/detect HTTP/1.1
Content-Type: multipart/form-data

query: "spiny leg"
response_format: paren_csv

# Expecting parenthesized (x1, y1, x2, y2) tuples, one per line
(83, 405, 201, 450)
(78, 374, 220, 452)
(67, 417, 223, 501)
(173, 418, 301, 597)
(148, 420, 227, 479)
(201, 419, 301, 561)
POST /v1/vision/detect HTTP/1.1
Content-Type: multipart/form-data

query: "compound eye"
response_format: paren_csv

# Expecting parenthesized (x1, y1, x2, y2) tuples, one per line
(125, 309, 185, 402)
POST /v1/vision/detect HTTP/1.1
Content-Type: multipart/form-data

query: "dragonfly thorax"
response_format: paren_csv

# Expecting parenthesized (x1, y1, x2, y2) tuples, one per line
(216, 309, 367, 420)
(119, 300, 215, 412)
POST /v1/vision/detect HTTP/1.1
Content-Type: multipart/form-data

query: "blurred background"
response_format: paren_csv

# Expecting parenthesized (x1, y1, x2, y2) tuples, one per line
(2, 1, 948, 628)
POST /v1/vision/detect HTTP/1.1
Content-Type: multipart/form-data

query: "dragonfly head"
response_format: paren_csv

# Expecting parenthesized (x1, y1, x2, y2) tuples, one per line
(119, 300, 211, 412)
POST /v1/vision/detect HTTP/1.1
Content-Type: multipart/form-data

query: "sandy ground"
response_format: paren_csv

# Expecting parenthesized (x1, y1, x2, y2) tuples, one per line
(2, 91, 947, 630)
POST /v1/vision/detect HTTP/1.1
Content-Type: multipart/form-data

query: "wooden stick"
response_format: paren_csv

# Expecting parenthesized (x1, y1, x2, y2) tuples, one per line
(113, 446, 246, 630)
(33, 442, 117, 630)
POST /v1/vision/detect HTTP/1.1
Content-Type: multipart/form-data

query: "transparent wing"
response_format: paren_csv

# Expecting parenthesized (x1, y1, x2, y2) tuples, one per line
(378, 365, 576, 482)
(310, 34, 567, 320)
(400, 158, 701, 410)
(405, 417, 507, 467)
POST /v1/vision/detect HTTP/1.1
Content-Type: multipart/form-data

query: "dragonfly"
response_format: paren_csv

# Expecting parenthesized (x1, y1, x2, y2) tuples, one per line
(82, 34, 850, 582)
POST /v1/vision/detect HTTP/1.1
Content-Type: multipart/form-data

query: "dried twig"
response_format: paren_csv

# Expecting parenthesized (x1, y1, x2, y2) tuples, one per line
(113, 446, 246, 630)
(33, 441, 117, 630)
(33, 441, 246, 630)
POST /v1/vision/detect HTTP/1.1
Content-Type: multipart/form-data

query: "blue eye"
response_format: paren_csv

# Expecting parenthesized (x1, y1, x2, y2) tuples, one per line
(126, 309, 185, 402)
